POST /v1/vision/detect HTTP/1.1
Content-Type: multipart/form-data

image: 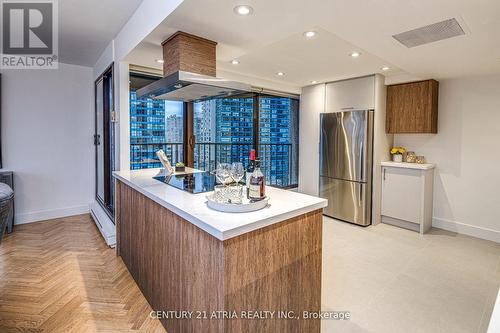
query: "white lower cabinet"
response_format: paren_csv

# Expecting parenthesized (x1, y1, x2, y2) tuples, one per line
(381, 162, 434, 234)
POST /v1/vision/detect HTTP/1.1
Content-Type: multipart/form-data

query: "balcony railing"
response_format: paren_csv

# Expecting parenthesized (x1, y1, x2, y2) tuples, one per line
(130, 142, 184, 169)
(130, 142, 297, 188)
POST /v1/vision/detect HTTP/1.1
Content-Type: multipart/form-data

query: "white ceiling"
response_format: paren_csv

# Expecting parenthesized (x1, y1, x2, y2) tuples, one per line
(126, 0, 500, 91)
(59, 0, 143, 67)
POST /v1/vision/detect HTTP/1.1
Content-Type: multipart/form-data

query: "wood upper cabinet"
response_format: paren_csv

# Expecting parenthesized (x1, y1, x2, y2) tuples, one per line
(386, 79, 439, 133)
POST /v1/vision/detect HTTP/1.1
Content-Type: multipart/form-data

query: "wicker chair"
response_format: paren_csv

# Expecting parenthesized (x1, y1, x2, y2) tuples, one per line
(0, 183, 14, 244)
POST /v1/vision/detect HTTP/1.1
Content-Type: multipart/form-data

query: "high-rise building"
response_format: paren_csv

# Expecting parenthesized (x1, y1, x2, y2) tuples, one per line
(259, 97, 299, 186)
(193, 96, 298, 186)
(194, 99, 216, 143)
(130, 91, 165, 169)
(165, 114, 183, 143)
(215, 98, 254, 144)
(130, 91, 184, 169)
(215, 97, 254, 168)
(193, 100, 216, 169)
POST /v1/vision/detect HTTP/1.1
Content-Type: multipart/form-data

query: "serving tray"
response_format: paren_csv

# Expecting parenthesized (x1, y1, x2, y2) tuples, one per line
(206, 194, 270, 213)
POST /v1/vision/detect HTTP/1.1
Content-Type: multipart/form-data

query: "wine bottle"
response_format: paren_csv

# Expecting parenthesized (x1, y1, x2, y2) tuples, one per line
(249, 158, 265, 201)
(246, 149, 255, 199)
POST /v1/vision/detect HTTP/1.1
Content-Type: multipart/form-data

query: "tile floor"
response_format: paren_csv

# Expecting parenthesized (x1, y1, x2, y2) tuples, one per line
(321, 217, 500, 333)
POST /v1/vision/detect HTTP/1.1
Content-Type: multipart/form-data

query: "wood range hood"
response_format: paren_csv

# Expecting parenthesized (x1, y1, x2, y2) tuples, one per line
(136, 31, 251, 102)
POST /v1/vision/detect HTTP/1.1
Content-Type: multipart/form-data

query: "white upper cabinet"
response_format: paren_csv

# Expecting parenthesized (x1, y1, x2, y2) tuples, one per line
(325, 76, 375, 112)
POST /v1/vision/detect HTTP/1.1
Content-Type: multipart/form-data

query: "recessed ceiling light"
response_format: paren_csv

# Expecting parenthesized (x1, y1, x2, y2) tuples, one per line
(381, 66, 390, 71)
(155, 59, 164, 64)
(231, 59, 240, 65)
(233, 5, 253, 16)
(310, 80, 318, 84)
(304, 31, 317, 38)
(350, 52, 361, 58)
(276, 72, 285, 76)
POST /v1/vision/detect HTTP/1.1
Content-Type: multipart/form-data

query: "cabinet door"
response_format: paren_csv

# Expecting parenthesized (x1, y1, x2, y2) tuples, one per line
(325, 76, 375, 112)
(386, 79, 438, 133)
(381, 167, 421, 224)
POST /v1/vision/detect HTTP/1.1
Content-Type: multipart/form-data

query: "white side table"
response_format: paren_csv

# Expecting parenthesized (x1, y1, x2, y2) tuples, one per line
(380, 161, 435, 234)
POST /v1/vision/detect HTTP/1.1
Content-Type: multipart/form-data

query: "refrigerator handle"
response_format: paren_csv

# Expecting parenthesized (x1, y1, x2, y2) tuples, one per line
(359, 181, 363, 202)
(383, 168, 386, 181)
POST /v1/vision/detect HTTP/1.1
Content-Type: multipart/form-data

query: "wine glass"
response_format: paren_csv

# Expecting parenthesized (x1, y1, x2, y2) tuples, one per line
(215, 163, 231, 185)
(230, 162, 244, 184)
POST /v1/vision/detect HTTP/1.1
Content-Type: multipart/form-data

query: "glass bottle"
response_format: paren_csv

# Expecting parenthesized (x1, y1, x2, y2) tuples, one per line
(249, 158, 265, 200)
(246, 149, 255, 198)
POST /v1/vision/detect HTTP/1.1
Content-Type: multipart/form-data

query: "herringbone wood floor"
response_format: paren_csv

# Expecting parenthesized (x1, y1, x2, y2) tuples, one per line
(0, 214, 166, 333)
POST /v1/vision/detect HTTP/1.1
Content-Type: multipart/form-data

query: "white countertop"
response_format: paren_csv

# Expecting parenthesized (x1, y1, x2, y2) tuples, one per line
(381, 161, 436, 170)
(488, 288, 500, 333)
(113, 168, 327, 241)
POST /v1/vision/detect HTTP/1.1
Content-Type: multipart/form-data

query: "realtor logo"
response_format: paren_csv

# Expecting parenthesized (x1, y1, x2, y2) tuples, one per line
(1, 0, 58, 69)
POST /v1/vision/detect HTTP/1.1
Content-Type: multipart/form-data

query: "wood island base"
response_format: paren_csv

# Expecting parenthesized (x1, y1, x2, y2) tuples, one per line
(116, 180, 323, 333)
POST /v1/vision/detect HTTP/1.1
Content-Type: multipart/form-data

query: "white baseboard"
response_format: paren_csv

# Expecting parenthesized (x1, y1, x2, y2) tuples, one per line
(382, 216, 420, 232)
(15, 204, 90, 225)
(90, 201, 116, 247)
(433, 217, 500, 243)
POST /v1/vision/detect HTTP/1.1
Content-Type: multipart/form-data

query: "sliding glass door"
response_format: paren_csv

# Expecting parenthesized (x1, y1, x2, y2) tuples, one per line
(94, 65, 115, 217)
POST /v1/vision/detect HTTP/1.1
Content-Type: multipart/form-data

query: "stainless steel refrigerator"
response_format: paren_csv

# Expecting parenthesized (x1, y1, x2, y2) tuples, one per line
(319, 110, 374, 226)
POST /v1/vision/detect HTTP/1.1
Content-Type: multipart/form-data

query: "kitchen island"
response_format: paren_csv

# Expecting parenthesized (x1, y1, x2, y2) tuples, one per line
(113, 168, 327, 333)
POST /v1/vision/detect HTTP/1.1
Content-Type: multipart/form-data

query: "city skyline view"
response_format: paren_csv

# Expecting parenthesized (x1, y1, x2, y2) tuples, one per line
(129, 74, 298, 187)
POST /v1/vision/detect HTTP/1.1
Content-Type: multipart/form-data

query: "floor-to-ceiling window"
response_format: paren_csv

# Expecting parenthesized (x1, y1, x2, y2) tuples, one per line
(258, 96, 299, 187)
(193, 94, 299, 188)
(129, 73, 184, 169)
(193, 96, 255, 172)
(128, 79, 299, 188)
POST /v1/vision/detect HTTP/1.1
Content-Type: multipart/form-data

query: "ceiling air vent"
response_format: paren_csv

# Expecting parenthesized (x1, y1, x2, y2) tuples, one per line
(392, 18, 465, 48)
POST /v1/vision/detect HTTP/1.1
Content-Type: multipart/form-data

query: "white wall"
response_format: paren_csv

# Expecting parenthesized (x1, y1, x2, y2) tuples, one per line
(372, 75, 393, 225)
(87, 0, 184, 242)
(115, 62, 131, 171)
(0, 0, 184, 227)
(114, 0, 184, 62)
(94, 0, 184, 80)
(93, 0, 185, 172)
(298, 83, 325, 196)
(1, 63, 94, 224)
(394, 75, 500, 242)
(94, 41, 115, 79)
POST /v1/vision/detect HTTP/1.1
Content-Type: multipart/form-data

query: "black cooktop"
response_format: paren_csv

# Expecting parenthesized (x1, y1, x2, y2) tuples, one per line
(153, 172, 216, 194)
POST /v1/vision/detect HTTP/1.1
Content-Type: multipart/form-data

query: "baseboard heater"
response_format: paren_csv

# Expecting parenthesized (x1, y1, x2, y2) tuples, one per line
(90, 201, 116, 247)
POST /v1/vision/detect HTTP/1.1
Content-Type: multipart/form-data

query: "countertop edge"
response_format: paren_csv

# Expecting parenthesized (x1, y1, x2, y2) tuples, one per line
(113, 172, 327, 241)
(487, 288, 500, 333)
(114, 173, 226, 240)
(381, 161, 436, 170)
(221, 202, 327, 240)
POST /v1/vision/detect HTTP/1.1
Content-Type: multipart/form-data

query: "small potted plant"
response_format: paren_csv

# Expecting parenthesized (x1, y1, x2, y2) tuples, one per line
(390, 147, 406, 162)
(175, 162, 185, 172)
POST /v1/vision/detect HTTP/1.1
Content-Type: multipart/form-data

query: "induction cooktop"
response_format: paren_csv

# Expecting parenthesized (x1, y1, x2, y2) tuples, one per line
(153, 172, 216, 194)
